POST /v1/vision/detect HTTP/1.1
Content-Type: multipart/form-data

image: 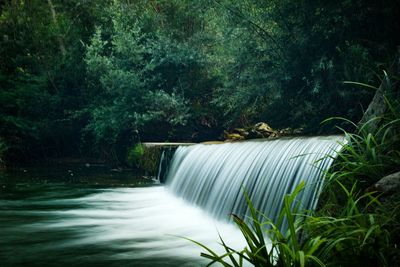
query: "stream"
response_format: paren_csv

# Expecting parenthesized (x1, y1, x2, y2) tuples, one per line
(0, 164, 245, 267)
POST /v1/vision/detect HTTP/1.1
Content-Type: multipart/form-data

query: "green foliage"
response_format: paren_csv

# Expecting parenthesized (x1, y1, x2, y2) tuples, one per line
(127, 144, 162, 175)
(191, 90, 400, 266)
(209, 0, 399, 130)
(140, 91, 190, 126)
(82, 2, 197, 152)
(190, 180, 400, 267)
(137, 146, 163, 175)
(127, 143, 145, 168)
(321, 76, 400, 194)
(317, 85, 400, 265)
(0, 0, 108, 161)
(1, 0, 400, 163)
(308, 182, 396, 267)
(187, 183, 327, 267)
(0, 137, 8, 164)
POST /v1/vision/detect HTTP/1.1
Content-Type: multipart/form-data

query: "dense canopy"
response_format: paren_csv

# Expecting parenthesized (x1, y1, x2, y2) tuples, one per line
(1, 0, 399, 164)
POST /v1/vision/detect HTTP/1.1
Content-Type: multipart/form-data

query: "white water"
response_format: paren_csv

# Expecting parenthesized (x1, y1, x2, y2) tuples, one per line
(167, 136, 343, 222)
(11, 186, 247, 266)
(1, 136, 343, 266)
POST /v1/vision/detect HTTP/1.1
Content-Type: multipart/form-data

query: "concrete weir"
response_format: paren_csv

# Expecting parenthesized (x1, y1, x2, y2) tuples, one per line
(142, 142, 196, 147)
(141, 142, 195, 182)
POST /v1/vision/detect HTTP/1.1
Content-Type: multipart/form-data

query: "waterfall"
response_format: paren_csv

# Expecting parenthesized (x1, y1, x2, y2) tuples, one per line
(157, 147, 176, 183)
(166, 136, 343, 222)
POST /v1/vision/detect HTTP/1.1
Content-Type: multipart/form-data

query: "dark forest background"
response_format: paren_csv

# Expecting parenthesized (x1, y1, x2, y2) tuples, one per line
(1, 0, 399, 164)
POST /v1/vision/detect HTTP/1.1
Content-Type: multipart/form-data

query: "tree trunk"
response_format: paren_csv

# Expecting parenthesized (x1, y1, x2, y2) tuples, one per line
(357, 75, 390, 133)
(47, 0, 66, 57)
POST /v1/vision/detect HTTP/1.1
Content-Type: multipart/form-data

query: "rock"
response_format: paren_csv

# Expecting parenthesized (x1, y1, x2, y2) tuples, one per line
(279, 128, 293, 135)
(247, 129, 264, 139)
(367, 171, 400, 195)
(224, 133, 245, 141)
(268, 131, 280, 138)
(293, 128, 304, 135)
(254, 122, 274, 134)
(232, 128, 249, 137)
(222, 121, 303, 141)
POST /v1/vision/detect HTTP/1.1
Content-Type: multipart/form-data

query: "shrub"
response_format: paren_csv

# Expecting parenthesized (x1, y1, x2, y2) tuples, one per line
(137, 146, 162, 175)
(126, 143, 145, 168)
(127, 143, 163, 175)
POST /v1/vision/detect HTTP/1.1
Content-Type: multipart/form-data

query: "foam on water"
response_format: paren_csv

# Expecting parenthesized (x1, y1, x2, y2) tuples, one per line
(1, 186, 247, 266)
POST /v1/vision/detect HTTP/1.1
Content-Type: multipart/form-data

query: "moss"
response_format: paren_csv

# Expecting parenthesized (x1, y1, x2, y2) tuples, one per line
(127, 143, 162, 175)
(126, 143, 145, 167)
(137, 146, 163, 176)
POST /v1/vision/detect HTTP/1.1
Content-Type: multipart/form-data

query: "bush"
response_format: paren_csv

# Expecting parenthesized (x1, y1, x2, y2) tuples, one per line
(127, 143, 162, 175)
(137, 146, 162, 176)
(126, 143, 145, 168)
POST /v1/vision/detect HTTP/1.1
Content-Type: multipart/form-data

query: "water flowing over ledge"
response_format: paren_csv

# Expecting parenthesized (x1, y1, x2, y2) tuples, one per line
(166, 136, 344, 222)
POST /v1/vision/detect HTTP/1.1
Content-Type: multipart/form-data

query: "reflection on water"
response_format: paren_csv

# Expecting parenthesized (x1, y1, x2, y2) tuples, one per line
(0, 167, 246, 267)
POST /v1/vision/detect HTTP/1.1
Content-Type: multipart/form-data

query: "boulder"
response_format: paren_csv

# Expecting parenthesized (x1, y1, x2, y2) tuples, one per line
(268, 131, 280, 138)
(367, 171, 400, 195)
(293, 128, 304, 135)
(247, 129, 264, 139)
(232, 128, 249, 137)
(224, 132, 245, 141)
(279, 128, 293, 135)
(254, 122, 274, 134)
(222, 122, 303, 141)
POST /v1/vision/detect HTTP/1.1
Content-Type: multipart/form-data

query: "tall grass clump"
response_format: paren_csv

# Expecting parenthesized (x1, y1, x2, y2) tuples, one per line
(308, 74, 400, 266)
(323, 73, 400, 192)
(186, 182, 327, 267)
(312, 73, 400, 265)
(308, 182, 397, 266)
(189, 180, 399, 266)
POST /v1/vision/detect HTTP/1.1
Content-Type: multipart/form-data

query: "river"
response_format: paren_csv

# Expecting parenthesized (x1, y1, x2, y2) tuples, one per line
(0, 164, 245, 267)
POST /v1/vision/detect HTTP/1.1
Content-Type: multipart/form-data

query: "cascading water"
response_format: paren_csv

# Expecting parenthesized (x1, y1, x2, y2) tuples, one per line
(166, 136, 343, 222)
(157, 147, 177, 183)
(1, 136, 344, 266)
